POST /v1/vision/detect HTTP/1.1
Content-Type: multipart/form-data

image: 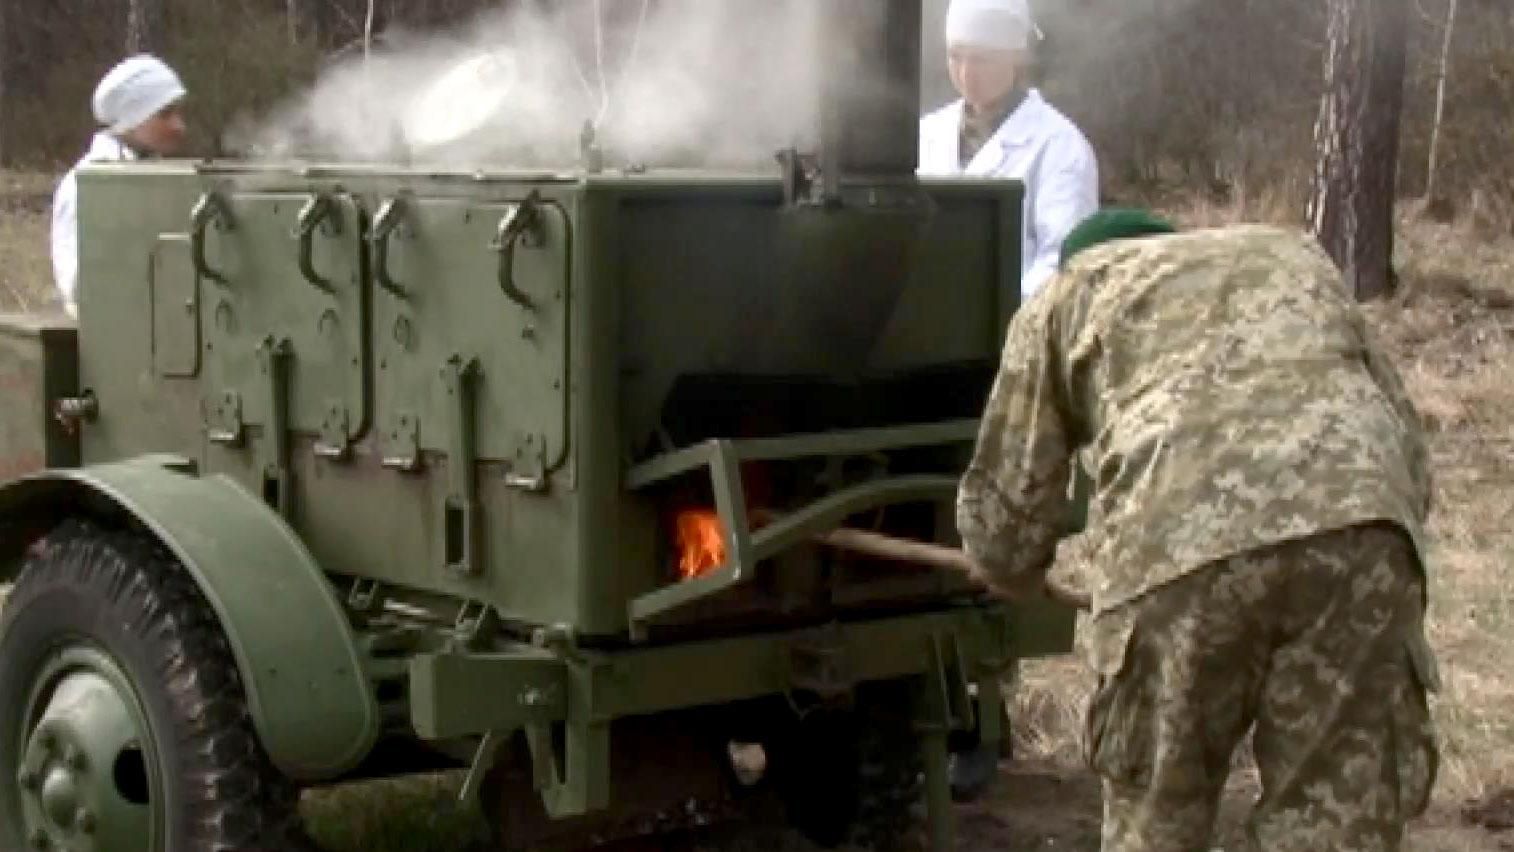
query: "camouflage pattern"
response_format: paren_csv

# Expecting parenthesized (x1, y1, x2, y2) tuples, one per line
(955, 223, 1433, 616)
(955, 223, 1440, 848)
(1086, 523, 1438, 852)
(957, 88, 1024, 166)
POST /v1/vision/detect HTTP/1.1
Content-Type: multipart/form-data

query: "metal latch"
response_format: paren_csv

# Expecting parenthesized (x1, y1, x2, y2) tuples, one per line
(257, 337, 293, 515)
(443, 355, 482, 576)
(53, 392, 99, 437)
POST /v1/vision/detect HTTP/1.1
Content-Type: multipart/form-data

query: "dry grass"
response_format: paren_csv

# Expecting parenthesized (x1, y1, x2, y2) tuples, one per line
(4, 170, 1514, 848)
(0, 172, 57, 314)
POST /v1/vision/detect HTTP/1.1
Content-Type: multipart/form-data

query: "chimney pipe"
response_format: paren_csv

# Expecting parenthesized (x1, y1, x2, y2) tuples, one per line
(780, 0, 924, 202)
(818, 0, 924, 181)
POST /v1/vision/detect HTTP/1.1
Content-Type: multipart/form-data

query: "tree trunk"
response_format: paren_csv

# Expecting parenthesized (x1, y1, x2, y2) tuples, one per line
(125, 0, 168, 54)
(1425, 0, 1458, 208)
(0, 0, 10, 166)
(287, 0, 302, 44)
(311, 0, 339, 47)
(1306, 0, 1410, 301)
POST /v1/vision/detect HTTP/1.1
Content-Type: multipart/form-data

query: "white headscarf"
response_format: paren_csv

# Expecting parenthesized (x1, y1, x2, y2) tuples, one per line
(945, 0, 1040, 51)
(91, 55, 186, 135)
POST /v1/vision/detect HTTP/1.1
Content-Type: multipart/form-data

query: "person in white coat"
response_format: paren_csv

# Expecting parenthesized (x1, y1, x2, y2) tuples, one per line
(51, 55, 188, 319)
(919, 0, 1098, 299)
(921, 0, 1099, 804)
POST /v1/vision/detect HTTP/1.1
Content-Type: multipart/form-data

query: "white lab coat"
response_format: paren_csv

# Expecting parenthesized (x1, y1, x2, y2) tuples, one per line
(918, 89, 1099, 298)
(51, 132, 137, 319)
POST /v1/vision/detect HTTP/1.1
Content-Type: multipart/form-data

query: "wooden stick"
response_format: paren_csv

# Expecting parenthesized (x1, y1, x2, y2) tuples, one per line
(806, 524, 1092, 611)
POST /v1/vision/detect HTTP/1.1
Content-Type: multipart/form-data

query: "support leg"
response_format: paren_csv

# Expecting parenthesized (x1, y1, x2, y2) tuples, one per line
(916, 666, 958, 852)
(922, 722, 955, 851)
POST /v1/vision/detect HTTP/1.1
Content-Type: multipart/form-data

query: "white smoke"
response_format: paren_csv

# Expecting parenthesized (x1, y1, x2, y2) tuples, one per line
(226, 0, 852, 171)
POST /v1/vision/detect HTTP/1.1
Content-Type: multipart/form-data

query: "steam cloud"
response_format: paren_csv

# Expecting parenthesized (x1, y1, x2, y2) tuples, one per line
(227, 0, 880, 171)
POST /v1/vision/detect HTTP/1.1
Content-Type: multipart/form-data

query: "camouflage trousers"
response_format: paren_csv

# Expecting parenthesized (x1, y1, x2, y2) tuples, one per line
(1082, 522, 1439, 852)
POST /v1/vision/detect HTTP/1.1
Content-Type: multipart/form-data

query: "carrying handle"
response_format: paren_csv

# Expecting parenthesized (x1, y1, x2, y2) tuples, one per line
(490, 190, 545, 310)
(190, 192, 233, 283)
(369, 197, 408, 298)
(293, 194, 339, 291)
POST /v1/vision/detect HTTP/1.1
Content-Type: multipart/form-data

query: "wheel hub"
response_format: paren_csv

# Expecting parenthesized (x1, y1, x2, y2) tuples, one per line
(40, 764, 83, 830)
(16, 664, 153, 852)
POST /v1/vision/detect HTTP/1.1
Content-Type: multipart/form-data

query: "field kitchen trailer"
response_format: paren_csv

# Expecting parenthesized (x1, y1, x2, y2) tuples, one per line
(0, 2, 1081, 849)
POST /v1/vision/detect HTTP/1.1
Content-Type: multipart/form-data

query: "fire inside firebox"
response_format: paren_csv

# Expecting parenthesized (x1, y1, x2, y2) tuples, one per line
(651, 362, 996, 586)
(675, 508, 725, 579)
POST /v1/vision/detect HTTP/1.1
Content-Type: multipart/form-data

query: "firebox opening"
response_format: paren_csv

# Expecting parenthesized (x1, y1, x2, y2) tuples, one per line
(646, 362, 995, 599)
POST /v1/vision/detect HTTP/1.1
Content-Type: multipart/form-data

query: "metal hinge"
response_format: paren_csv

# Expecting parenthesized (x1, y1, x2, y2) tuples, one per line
(207, 390, 245, 446)
(504, 435, 549, 493)
(314, 401, 351, 461)
(381, 412, 422, 472)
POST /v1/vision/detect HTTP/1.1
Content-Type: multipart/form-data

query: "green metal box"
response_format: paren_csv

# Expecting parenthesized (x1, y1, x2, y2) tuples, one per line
(68, 165, 1027, 640)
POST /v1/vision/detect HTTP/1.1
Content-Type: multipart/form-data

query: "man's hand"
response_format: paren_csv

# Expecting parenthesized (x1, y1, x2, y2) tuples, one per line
(968, 560, 1091, 610)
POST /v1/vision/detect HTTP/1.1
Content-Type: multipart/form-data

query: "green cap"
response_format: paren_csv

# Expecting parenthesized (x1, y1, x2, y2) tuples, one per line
(1059, 208, 1177, 268)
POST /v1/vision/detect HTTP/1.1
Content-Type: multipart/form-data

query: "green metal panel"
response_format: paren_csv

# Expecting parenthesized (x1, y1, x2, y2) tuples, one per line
(73, 165, 208, 466)
(409, 649, 567, 739)
(149, 234, 201, 379)
(405, 603, 1064, 742)
(198, 191, 370, 452)
(0, 315, 79, 477)
(205, 442, 588, 627)
(568, 186, 643, 636)
(872, 181, 1025, 370)
(0, 456, 380, 781)
(373, 194, 571, 468)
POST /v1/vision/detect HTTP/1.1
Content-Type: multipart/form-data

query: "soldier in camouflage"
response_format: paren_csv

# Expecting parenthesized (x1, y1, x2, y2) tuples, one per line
(957, 212, 1440, 851)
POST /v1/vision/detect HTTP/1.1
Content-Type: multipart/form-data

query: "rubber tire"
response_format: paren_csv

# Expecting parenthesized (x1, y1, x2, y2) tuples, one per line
(0, 519, 314, 852)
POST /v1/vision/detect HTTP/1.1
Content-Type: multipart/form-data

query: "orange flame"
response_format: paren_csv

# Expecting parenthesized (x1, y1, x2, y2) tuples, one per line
(675, 508, 728, 580)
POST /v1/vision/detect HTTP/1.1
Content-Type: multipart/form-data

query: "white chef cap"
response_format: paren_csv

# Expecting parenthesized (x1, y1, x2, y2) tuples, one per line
(92, 55, 186, 135)
(945, 0, 1040, 52)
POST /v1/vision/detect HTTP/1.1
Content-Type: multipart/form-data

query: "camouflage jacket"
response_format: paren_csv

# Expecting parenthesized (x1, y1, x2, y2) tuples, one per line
(956, 224, 1433, 618)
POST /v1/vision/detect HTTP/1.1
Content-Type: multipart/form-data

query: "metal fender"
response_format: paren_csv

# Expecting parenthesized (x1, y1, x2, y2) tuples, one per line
(0, 454, 379, 781)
